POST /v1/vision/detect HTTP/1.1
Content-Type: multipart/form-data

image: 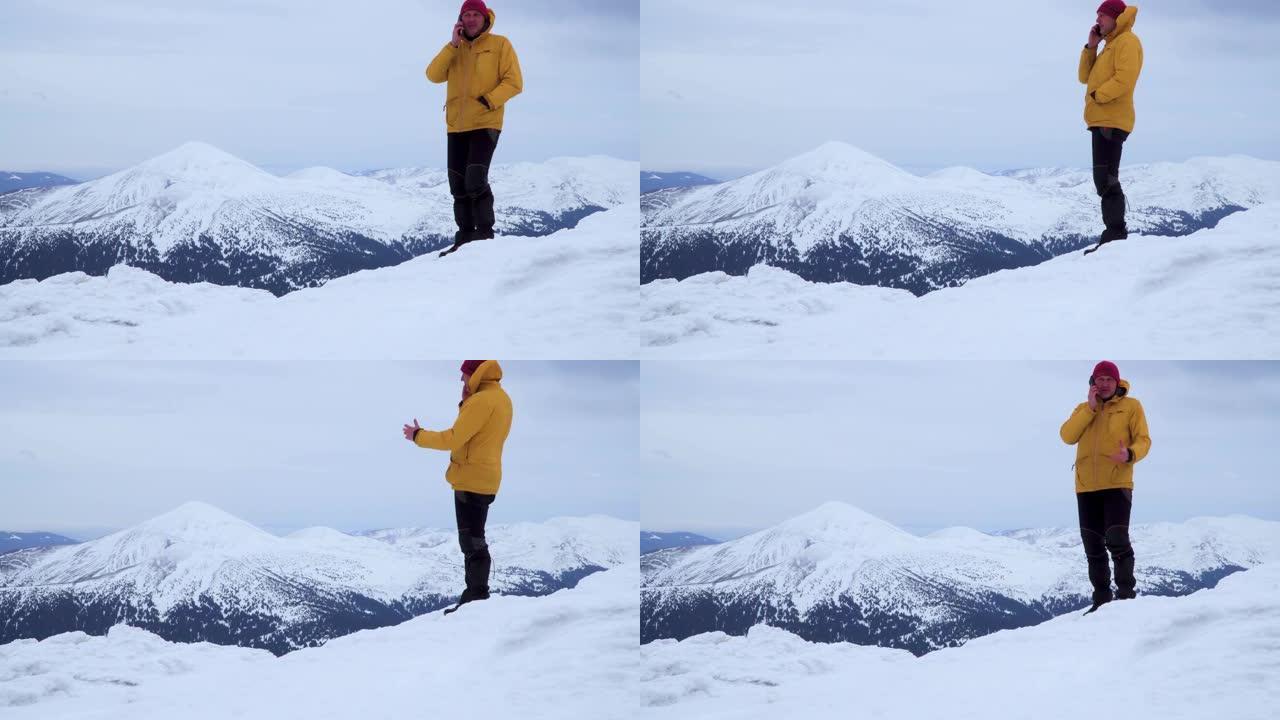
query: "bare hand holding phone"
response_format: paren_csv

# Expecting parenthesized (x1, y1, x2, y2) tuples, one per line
(451, 22, 464, 47)
(1087, 24, 1101, 49)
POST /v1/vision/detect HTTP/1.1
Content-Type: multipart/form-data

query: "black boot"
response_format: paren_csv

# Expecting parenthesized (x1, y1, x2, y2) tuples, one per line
(439, 229, 476, 257)
(442, 586, 490, 615)
(1100, 189, 1128, 241)
(1084, 587, 1113, 615)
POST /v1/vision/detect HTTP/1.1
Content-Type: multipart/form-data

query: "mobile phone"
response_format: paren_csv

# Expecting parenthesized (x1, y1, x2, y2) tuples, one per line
(1092, 24, 1101, 36)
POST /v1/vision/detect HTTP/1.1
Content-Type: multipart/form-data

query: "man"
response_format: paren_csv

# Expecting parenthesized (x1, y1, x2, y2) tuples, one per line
(1078, 1, 1143, 254)
(403, 360, 514, 613)
(1059, 360, 1152, 614)
(425, 1, 523, 257)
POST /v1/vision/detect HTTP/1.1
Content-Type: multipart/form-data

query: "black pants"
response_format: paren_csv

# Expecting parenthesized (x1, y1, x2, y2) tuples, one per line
(446, 128, 500, 239)
(1090, 126, 1130, 235)
(453, 489, 496, 599)
(1076, 488, 1135, 604)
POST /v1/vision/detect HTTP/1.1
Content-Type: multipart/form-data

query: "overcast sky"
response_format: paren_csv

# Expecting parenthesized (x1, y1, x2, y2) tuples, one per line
(0, 0, 638, 179)
(642, 361, 1280, 539)
(0, 360, 638, 538)
(643, 0, 1280, 177)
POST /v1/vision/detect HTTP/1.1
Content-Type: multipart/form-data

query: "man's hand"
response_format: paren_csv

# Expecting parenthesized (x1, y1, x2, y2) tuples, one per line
(403, 418, 421, 441)
(1107, 440, 1130, 464)
(1087, 25, 1101, 49)
(451, 22, 464, 47)
(1087, 385, 1101, 412)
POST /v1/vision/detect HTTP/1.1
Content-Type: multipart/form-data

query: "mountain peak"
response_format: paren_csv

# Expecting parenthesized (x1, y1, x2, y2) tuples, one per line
(774, 141, 913, 187)
(134, 501, 271, 544)
(136, 141, 270, 183)
(778, 501, 911, 542)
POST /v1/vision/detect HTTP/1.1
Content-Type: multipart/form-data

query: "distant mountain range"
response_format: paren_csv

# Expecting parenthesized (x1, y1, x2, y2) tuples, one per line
(641, 142, 1280, 294)
(641, 502, 1280, 655)
(0, 502, 635, 655)
(641, 171, 719, 194)
(0, 172, 79, 194)
(641, 531, 720, 554)
(0, 532, 78, 555)
(0, 142, 635, 296)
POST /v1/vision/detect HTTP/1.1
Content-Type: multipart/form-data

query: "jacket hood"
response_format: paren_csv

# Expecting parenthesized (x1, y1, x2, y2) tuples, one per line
(461, 9, 496, 39)
(1107, 5, 1137, 40)
(466, 359, 503, 393)
(1105, 378, 1131, 400)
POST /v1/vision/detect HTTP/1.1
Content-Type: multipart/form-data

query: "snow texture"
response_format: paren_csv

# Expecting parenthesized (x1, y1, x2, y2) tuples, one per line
(641, 562, 1280, 719)
(0, 200, 639, 358)
(0, 564, 639, 719)
(641, 202, 1280, 358)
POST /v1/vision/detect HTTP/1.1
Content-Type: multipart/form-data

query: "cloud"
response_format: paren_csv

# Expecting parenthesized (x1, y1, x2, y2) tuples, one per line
(0, 0, 638, 174)
(641, 0, 1280, 173)
(642, 361, 1280, 534)
(0, 360, 639, 533)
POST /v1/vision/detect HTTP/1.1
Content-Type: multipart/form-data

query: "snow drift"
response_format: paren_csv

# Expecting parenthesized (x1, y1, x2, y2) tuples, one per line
(0, 200, 639, 358)
(642, 562, 1280, 719)
(641, 202, 1280, 358)
(0, 564, 639, 719)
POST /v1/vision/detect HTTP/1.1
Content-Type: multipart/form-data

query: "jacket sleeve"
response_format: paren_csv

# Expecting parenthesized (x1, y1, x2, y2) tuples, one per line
(1060, 403, 1095, 444)
(482, 39, 523, 108)
(1078, 47, 1096, 85)
(1126, 400, 1152, 463)
(426, 44, 456, 84)
(414, 397, 493, 451)
(1093, 37, 1142, 103)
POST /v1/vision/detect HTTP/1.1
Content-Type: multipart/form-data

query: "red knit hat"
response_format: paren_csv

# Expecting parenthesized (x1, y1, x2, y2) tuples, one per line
(1091, 360, 1120, 382)
(459, 0, 488, 18)
(1097, 0, 1126, 20)
(460, 360, 485, 376)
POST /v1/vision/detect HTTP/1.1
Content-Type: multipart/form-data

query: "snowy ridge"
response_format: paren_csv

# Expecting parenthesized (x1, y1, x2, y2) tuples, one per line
(642, 141, 1280, 294)
(0, 141, 636, 295)
(641, 501, 1280, 654)
(641, 202, 1280, 358)
(0, 564, 639, 719)
(0, 199, 639, 358)
(642, 563, 1280, 719)
(0, 502, 636, 655)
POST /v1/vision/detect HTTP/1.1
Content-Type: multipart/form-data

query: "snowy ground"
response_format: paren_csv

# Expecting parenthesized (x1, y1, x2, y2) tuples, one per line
(0, 564, 639, 719)
(641, 203, 1280, 358)
(641, 563, 1280, 719)
(0, 200, 638, 359)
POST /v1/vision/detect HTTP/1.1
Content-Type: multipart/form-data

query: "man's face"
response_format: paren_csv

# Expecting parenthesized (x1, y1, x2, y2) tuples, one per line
(1096, 12, 1117, 36)
(461, 10, 486, 35)
(1093, 375, 1118, 398)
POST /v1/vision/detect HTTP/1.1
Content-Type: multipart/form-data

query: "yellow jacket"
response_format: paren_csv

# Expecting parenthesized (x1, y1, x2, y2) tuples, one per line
(425, 9, 523, 133)
(1078, 5, 1143, 132)
(1060, 379, 1151, 493)
(414, 360, 513, 495)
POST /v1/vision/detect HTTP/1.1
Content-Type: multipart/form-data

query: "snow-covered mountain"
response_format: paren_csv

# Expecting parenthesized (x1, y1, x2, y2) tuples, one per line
(641, 141, 1280, 294)
(0, 563, 639, 719)
(641, 171, 719, 194)
(0, 502, 634, 656)
(642, 562, 1280, 719)
(0, 200, 638, 358)
(0, 171, 78, 194)
(0, 532, 78, 555)
(641, 501, 1280, 655)
(0, 142, 634, 295)
(641, 531, 721, 554)
(641, 201, 1280, 358)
